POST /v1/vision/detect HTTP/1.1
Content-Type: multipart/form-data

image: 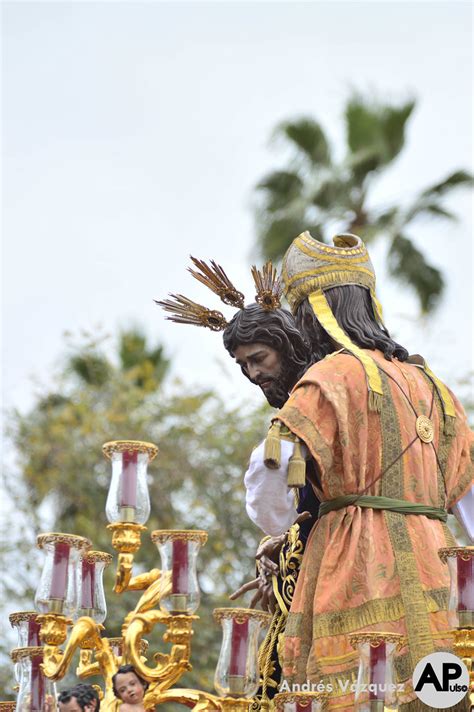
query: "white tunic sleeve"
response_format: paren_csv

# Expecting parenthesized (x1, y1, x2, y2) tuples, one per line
(244, 439, 298, 536)
(452, 485, 474, 543)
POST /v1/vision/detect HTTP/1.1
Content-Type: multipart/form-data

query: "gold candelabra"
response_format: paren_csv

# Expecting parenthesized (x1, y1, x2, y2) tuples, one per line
(3, 441, 472, 712)
(6, 441, 271, 712)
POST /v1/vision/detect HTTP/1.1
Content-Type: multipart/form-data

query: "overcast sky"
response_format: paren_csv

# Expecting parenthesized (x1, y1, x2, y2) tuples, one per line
(2, 1, 473, 418)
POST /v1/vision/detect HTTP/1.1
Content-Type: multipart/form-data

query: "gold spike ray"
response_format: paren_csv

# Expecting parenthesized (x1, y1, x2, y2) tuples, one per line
(155, 295, 228, 332)
(251, 261, 282, 311)
(188, 257, 245, 309)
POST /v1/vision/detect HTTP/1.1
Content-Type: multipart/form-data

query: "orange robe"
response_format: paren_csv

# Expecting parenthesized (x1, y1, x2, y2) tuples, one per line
(276, 349, 473, 711)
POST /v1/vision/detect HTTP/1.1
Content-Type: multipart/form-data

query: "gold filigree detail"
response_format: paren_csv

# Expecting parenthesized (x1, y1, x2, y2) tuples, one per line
(276, 523, 304, 615)
(274, 691, 328, 707)
(37, 533, 91, 550)
(107, 637, 148, 655)
(151, 529, 208, 545)
(349, 631, 405, 650)
(11, 646, 44, 662)
(439, 545, 474, 563)
(107, 523, 146, 552)
(219, 699, 253, 712)
(416, 415, 434, 443)
(102, 440, 158, 460)
(213, 608, 272, 626)
(9, 611, 38, 626)
(37, 614, 72, 646)
(188, 256, 245, 308)
(156, 295, 228, 332)
(453, 628, 474, 658)
(251, 261, 282, 311)
(81, 550, 113, 565)
(0, 703, 16, 712)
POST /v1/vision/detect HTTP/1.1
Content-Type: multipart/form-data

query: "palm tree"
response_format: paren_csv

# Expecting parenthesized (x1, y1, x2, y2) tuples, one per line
(254, 94, 473, 313)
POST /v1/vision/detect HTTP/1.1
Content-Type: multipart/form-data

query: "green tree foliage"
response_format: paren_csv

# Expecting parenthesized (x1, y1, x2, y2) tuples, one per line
(254, 94, 473, 313)
(1, 328, 267, 698)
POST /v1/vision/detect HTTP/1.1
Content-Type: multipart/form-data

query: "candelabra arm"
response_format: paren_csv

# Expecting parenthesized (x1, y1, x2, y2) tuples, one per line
(77, 658, 101, 678)
(144, 688, 222, 710)
(40, 617, 104, 681)
(114, 553, 134, 594)
(127, 568, 162, 591)
(108, 522, 147, 594)
(123, 610, 193, 686)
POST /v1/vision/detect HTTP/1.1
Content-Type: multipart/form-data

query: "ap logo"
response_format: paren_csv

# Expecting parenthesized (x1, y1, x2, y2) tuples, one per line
(412, 652, 469, 708)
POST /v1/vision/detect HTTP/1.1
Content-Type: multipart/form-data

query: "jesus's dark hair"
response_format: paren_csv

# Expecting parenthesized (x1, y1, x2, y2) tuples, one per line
(295, 285, 409, 365)
(223, 303, 309, 389)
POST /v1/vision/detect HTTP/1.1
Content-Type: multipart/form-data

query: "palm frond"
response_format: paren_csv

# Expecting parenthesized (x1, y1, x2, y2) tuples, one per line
(256, 170, 304, 211)
(345, 95, 415, 181)
(420, 170, 474, 198)
(388, 234, 444, 313)
(276, 118, 331, 166)
(405, 201, 458, 223)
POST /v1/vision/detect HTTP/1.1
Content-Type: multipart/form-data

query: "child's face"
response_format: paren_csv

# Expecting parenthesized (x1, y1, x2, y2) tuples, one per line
(114, 672, 145, 705)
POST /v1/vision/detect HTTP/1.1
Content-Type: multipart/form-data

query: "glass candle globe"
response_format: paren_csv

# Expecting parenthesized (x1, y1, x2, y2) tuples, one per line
(103, 441, 158, 525)
(349, 632, 404, 711)
(35, 533, 90, 617)
(12, 648, 57, 712)
(439, 546, 474, 628)
(214, 608, 271, 698)
(151, 530, 207, 615)
(76, 551, 112, 623)
(9, 613, 41, 648)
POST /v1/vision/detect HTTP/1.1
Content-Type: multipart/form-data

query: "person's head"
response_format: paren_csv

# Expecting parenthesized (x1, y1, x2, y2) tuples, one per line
(295, 285, 408, 364)
(112, 665, 148, 706)
(222, 303, 310, 408)
(58, 684, 100, 712)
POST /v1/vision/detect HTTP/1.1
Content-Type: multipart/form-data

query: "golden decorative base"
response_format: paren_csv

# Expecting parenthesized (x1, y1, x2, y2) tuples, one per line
(220, 698, 251, 712)
(37, 614, 72, 646)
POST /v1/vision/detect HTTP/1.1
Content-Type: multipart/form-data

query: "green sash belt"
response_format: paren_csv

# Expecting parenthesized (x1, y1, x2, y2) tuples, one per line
(318, 495, 447, 522)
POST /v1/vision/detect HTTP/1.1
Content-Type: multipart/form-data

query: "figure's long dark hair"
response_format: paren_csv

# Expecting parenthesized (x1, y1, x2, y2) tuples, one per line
(295, 285, 409, 365)
(223, 303, 310, 387)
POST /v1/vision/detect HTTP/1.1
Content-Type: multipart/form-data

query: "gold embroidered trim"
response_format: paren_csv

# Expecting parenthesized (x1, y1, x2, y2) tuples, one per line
(11, 647, 44, 662)
(150, 530, 208, 545)
(285, 272, 375, 311)
(102, 440, 158, 460)
(273, 523, 305, 615)
(379, 370, 435, 667)
(213, 608, 272, 626)
(293, 588, 448, 639)
(298, 232, 366, 256)
(8, 611, 38, 626)
(80, 550, 113, 564)
(37, 533, 91, 550)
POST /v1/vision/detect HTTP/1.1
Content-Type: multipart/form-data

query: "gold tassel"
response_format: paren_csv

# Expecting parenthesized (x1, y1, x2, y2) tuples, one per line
(287, 439, 306, 487)
(264, 421, 282, 469)
(368, 390, 383, 413)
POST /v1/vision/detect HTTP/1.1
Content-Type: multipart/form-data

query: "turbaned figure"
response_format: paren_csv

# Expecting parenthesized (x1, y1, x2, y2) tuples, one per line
(250, 231, 473, 711)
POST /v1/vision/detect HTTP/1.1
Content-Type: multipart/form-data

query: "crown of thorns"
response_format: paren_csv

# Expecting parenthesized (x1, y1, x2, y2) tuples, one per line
(156, 257, 282, 331)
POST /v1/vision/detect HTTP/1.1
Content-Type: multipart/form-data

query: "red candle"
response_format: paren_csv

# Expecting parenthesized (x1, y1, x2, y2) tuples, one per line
(120, 451, 138, 508)
(50, 543, 70, 600)
(27, 617, 41, 647)
(229, 619, 249, 677)
(172, 539, 189, 593)
(295, 703, 310, 712)
(369, 642, 386, 700)
(457, 555, 474, 611)
(81, 559, 96, 610)
(30, 654, 45, 712)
